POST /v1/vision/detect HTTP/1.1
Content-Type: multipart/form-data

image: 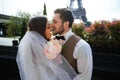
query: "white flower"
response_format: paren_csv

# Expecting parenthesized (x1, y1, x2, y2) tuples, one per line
(44, 39, 62, 60)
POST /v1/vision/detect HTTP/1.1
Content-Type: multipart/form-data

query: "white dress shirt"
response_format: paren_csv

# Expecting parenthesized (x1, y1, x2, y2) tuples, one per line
(63, 29, 93, 80)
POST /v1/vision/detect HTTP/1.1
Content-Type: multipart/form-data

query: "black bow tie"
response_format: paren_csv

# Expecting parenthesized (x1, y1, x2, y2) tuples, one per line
(55, 36, 65, 40)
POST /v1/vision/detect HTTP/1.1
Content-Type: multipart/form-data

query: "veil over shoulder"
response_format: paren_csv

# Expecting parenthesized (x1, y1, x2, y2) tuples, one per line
(16, 31, 77, 80)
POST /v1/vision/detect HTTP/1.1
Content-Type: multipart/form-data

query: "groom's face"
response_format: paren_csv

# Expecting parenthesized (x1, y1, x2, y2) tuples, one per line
(52, 13, 65, 35)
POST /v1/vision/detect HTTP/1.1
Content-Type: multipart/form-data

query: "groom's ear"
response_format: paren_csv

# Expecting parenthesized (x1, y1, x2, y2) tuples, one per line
(64, 21, 69, 28)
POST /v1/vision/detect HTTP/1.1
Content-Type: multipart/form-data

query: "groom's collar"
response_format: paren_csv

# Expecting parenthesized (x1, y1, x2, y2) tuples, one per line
(62, 29, 74, 44)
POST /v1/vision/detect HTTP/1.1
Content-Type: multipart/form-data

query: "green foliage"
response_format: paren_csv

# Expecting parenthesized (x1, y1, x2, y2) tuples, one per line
(88, 21, 109, 47)
(108, 20, 120, 40)
(43, 3, 47, 15)
(4, 16, 21, 39)
(72, 20, 120, 52)
(85, 20, 120, 50)
(16, 11, 31, 38)
(107, 20, 120, 48)
(4, 11, 31, 39)
(16, 11, 31, 26)
(72, 23, 86, 39)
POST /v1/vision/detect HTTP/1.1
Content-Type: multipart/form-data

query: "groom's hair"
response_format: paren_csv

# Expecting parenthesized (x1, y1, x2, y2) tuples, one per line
(27, 16, 47, 37)
(54, 8, 74, 28)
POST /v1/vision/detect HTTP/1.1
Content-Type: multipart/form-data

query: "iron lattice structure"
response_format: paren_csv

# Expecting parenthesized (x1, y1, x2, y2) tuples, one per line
(68, 0, 87, 22)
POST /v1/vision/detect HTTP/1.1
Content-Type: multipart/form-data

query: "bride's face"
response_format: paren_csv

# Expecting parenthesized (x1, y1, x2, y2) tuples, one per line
(45, 21, 52, 40)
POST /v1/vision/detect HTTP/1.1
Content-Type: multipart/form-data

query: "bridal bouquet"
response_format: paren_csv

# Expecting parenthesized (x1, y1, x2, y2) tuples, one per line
(44, 39, 62, 60)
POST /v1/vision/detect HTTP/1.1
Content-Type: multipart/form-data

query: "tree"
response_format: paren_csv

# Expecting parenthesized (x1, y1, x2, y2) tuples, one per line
(16, 11, 31, 38)
(4, 11, 31, 46)
(4, 16, 21, 46)
(43, 3, 47, 15)
(4, 16, 21, 40)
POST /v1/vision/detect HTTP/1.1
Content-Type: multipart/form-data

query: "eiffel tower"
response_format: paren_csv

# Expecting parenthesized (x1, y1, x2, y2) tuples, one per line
(68, 0, 87, 22)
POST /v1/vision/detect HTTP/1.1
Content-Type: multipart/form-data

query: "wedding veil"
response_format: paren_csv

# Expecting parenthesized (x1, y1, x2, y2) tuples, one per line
(16, 31, 77, 80)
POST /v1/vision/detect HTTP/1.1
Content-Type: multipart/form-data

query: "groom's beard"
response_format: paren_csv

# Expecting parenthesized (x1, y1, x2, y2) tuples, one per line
(55, 24, 64, 35)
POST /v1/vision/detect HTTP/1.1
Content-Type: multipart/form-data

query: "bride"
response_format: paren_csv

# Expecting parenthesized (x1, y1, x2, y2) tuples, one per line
(16, 16, 77, 80)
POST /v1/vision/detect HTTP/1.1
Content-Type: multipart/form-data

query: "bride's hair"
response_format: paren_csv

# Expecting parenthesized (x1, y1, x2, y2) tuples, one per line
(27, 16, 47, 38)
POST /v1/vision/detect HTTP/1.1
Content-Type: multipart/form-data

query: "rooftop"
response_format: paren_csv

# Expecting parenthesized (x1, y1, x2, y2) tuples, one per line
(0, 14, 11, 23)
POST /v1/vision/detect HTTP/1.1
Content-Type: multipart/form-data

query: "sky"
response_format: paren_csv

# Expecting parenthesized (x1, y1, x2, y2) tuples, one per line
(0, 0, 120, 22)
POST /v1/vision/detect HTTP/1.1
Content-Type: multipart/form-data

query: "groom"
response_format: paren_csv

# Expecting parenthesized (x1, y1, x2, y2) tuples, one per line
(52, 8, 93, 80)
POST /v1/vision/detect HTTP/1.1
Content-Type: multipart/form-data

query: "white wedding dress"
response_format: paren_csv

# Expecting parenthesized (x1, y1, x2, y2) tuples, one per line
(16, 31, 77, 80)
